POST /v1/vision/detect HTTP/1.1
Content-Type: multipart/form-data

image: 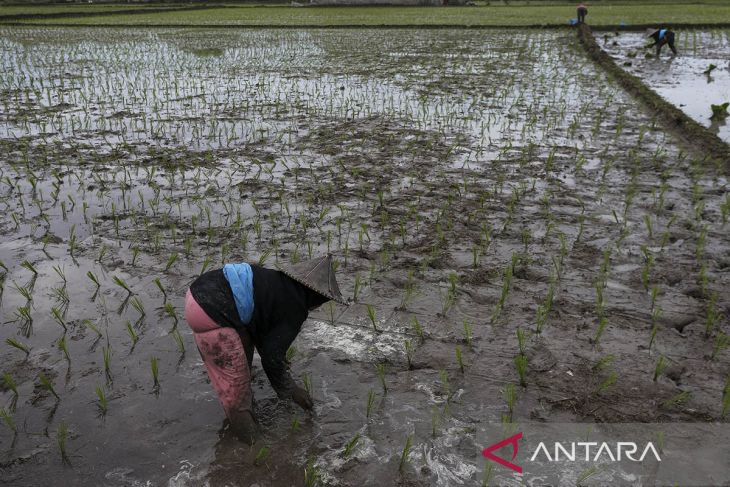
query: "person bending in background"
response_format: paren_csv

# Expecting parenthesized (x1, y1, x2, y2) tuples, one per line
(184, 254, 346, 444)
(577, 3, 588, 24)
(648, 28, 678, 57)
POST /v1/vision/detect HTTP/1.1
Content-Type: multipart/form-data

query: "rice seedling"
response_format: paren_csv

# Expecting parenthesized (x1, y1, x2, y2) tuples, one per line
(299, 373, 311, 398)
(122, 292, 141, 319)
(592, 354, 615, 371)
(51, 307, 67, 331)
(286, 345, 297, 363)
(125, 321, 139, 348)
(95, 385, 108, 417)
(376, 363, 387, 394)
(97, 244, 108, 264)
(366, 304, 378, 333)
(342, 433, 361, 459)
(56, 421, 70, 464)
(254, 446, 270, 466)
(439, 272, 459, 315)
(102, 346, 112, 380)
(20, 260, 38, 276)
(52, 265, 67, 285)
(150, 356, 160, 391)
(404, 340, 414, 370)
(3, 373, 18, 400)
(399, 270, 416, 309)
(696, 226, 707, 262)
(164, 303, 179, 329)
(57, 335, 70, 362)
(6, 337, 31, 358)
(291, 417, 300, 432)
(366, 388, 376, 418)
(644, 215, 653, 240)
(491, 258, 514, 323)
(722, 375, 730, 419)
(50, 286, 70, 309)
(439, 368, 451, 400)
(153, 278, 167, 303)
(502, 383, 517, 422)
(516, 328, 527, 356)
(514, 355, 528, 388)
(593, 317, 608, 345)
(482, 461, 494, 487)
(698, 263, 710, 296)
(13, 283, 33, 303)
(705, 292, 720, 338)
(653, 355, 668, 382)
(663, 391, 691, 409)
(712, 333, 728, 360)
(595, 371, 617, 395)
(131, 247, 140, 267)
(411, 316, 424, 342)
(431, 404, 441, 438)
(0, 408, 15, 434)
(304, 459, 322, 487)
(39, 372, 60, 400)
(721, 194, 730, 226)
(164, 252, 178, 272)
(86, 271, 101, 297)
(455, 345, 465, 373)
(463, 320, 472, 346)
(640, 246, 654, 291)
(353, 273, 362, 303)
(398, 435, 413, 473)
(576, 465, 601, 486)
(112, 275, 133, 295)
(171, 329, 185, 355)
(197, 254, 213, 275)
(82, 319, 102, 338)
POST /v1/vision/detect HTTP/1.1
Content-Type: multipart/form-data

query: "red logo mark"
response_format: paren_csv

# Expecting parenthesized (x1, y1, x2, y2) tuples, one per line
(482, 432, 523, 473)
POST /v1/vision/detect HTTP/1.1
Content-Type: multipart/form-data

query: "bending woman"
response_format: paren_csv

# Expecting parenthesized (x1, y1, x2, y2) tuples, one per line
(184, 254, 346, 443)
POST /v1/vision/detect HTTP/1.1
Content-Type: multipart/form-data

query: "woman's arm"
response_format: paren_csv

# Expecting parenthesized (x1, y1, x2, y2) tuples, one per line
(257, 321, 312, 409)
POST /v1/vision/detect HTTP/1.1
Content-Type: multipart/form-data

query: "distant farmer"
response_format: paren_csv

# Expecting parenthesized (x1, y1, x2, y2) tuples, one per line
(648, 28, 677, 56)
(184, 254, 346, 444)
(577, 3, 588, 24)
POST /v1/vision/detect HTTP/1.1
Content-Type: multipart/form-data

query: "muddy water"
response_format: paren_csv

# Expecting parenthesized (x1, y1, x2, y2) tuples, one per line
(602, 30, 730, 142)
(0, 28, 729, 486)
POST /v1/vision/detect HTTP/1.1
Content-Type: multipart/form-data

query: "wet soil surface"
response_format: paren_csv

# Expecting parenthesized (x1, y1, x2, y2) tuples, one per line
(0, 27, 729, 486)
(602, 29, 730, 142)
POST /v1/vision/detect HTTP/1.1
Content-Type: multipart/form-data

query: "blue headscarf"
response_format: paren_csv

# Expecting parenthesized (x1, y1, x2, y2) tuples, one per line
(222, 263, 254, 325)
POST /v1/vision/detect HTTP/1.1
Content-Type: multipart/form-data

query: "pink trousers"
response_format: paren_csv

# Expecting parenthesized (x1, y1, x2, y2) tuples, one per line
(185, 289, 252, 420)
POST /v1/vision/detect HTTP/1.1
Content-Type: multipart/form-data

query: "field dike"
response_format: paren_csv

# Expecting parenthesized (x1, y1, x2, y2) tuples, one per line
(0, 6, 222, 22)
(577, 22, 730, 168)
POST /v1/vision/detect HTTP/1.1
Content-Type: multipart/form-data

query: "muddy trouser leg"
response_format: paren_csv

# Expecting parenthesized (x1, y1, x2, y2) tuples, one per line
(236, 327, 255, 372)
(668, 33, 677, 54)
(185, 290, 255, 442)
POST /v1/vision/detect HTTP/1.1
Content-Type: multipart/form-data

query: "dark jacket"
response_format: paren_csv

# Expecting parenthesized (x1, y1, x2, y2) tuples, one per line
(189, 264, 329, 399)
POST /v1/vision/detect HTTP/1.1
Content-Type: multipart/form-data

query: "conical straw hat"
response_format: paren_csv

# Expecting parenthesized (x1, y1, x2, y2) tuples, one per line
(278, 254, 347, 305)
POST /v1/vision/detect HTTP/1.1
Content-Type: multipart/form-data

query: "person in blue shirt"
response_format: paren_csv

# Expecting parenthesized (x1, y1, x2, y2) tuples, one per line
(184, 254, 346, 444)
(648, 28, 677, 57)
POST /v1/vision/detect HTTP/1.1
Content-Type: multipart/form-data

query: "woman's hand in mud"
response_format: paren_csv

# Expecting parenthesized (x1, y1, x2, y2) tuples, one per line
(291, 386, 313, 410)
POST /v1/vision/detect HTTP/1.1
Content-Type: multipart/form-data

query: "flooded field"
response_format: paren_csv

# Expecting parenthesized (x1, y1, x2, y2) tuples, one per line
(603, 29, 730, 143)
(0, 27, 729, 486)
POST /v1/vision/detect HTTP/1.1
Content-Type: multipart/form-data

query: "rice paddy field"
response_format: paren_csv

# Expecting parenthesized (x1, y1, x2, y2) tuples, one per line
(0, 23, 729, 487)
(5, 4, 730, 28)
(603, 29, 730, 143)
